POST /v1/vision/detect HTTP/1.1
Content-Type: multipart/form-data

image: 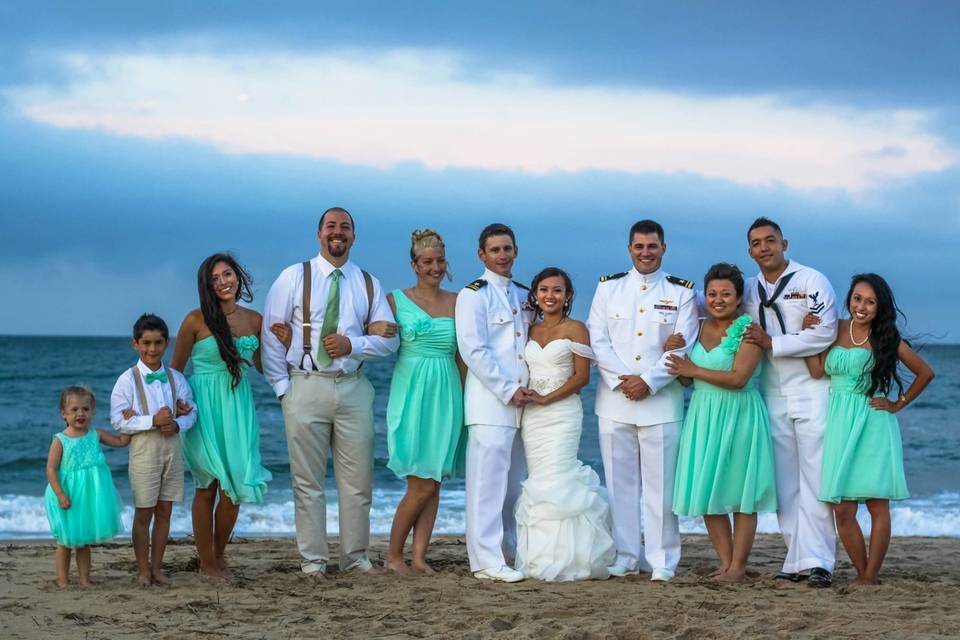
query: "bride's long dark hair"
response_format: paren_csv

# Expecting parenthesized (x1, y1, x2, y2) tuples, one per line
(847, 273, 905, 397)
(197, 253, 254, 389)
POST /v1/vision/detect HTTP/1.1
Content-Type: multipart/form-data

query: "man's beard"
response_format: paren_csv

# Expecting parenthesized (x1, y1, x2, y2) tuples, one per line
(326, 238, 349, 257)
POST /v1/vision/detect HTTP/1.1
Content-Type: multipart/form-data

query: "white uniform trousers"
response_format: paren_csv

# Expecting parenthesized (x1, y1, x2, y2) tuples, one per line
(465, 424, 526, 572)
(766, 390, 837, 574)
(598, 418, 681, 573)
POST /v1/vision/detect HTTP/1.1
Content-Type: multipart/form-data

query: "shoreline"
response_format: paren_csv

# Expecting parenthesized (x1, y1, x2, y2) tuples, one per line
(3, 534, 959, 639)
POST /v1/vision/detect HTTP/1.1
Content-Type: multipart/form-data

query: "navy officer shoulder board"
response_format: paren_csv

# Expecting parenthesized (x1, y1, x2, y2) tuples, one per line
(599, 271, 629, 283)
(666, 275, 694, 289)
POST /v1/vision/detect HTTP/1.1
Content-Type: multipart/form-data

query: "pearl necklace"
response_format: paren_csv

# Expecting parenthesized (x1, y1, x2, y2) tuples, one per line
(849, 321, 870, 346)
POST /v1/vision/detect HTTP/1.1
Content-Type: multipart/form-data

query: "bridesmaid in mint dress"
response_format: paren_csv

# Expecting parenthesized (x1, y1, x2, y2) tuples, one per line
(372, 229, 465, 575)
(172, 253, 272, 579)
(668, 263, 777, 582)
(804, 273, 933, 587)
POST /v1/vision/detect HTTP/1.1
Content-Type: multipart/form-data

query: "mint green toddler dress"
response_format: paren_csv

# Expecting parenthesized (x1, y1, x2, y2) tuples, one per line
(819, 346, 909, 503)
(44, 430, 123, 547)
(386, 290, 465, 481)
(673, 315, 778, 516)
(182, 335, 272, 503)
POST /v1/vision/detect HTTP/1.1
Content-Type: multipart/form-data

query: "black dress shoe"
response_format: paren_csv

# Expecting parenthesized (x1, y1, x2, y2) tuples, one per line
(775, 571, 803, 582)
(807, 567, 832, 588)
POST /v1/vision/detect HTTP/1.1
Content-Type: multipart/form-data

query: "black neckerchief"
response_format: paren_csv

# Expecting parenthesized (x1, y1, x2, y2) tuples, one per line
(757, 270, 796, 333)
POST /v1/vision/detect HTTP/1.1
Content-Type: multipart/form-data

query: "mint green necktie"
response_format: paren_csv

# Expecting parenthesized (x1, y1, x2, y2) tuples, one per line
(315, 269, 342, 368)
(145, 370, 168, 384)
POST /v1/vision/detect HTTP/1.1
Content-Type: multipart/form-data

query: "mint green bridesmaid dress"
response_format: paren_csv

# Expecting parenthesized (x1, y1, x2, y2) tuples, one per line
(44, 430, 123, 547)
(673, 314, 778, 516)
(819, 346, 909, 503)
(183, 335, 272, 503)
(386, 291, 465, 481)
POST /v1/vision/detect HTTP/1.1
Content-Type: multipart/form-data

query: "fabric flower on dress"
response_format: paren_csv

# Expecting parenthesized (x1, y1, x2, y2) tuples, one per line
(720, 314, 753, 354)
(400, 317, 433, 341)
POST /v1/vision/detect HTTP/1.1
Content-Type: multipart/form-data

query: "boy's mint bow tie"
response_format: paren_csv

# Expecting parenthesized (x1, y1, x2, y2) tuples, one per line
(145, 370, 168, 384)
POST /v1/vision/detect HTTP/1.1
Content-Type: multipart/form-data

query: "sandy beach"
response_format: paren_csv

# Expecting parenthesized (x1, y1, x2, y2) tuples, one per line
(2, 534, 959, 639)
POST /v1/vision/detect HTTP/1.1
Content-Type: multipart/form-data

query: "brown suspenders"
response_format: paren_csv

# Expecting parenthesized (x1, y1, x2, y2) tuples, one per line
(298, 261, 374, 372)
(130, 366, 179, 425)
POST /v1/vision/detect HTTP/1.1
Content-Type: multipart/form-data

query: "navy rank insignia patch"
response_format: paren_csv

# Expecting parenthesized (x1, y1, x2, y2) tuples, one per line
(465, 279, 487, 291)
(599, 271, 628, 282)
(666, 275, 694, 289)
(512, 280, 530, 291)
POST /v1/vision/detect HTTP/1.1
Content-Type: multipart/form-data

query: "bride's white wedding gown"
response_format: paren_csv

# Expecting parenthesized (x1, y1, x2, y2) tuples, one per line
(514, 339, 616, 581)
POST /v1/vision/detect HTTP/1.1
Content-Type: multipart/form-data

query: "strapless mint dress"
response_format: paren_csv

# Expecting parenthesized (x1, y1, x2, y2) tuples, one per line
(182, 335, 272, 503)
(673, 315, 778, 516)
(386, 291, 465, 481)
(819, 346, 908, 503)
(44, 430, 123, 547)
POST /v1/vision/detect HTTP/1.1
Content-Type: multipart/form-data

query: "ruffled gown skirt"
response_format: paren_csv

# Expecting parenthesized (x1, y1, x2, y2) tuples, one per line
(514, 396, 615, 581)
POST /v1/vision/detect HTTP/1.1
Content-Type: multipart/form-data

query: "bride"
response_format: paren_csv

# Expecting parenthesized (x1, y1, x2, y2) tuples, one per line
(513, 267, 616, 581)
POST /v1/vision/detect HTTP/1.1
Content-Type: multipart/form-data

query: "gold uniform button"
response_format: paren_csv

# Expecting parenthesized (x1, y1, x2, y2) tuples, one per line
(515, 331, 521, 337)
(518, 354, 524, 360)
(635, 355, 642, 361)
(512, 308, 518, 315)
(636, 331, 643, 337)
(639, 307, 645, 313)
(641, 284, 647, 291)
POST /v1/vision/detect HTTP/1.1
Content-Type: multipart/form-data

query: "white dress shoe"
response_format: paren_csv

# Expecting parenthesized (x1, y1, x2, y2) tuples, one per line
(606, 564, 640, 577)
(474, 565, 525, 583)
(651, 568, 675, 582)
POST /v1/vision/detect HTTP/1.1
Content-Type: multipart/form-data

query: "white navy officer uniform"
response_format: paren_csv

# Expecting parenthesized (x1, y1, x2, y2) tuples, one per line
(743, 259, 838, 576)
(455, 268, 533, 574)
(587, 267, 699, 578)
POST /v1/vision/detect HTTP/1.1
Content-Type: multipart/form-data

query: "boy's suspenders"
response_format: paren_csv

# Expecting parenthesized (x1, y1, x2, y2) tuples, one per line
(130, 366, 179, 425)
(298, 261, 374, 372)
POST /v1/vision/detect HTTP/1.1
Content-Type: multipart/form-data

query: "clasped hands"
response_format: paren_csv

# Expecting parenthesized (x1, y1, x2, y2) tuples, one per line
(510, 387, 551, 407)
(120, 399, 191, 437)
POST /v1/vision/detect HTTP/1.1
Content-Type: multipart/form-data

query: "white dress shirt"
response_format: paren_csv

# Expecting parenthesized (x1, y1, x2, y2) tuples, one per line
(110, 359, 196, 434)
(261, 254, 400, 398)
(455, 268, 533, 428)
(743, 259, 838, 395)
(588, 267, 699, 426)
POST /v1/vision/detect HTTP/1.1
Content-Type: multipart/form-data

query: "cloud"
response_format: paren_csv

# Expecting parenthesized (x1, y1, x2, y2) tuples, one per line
(5, 50, 956, 193)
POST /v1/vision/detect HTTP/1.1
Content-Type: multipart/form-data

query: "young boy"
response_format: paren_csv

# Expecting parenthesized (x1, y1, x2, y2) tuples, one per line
(110, 313, 196, 586)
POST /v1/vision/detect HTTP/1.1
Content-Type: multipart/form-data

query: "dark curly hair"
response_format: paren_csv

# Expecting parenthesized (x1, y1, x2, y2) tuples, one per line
(846, 273, 905, 397)
(703, 263, 745, 298)
(197, 253, 254, 389)
(528, 267, 574, 319)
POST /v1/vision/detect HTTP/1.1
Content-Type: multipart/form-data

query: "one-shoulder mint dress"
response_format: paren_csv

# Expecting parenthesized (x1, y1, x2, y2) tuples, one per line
(44, 430, 123, 547)
(819, 346, 909, 503)
(386, 290, 465, 481)
(182, 335, 272, 503)
(673, 315, 778, 516)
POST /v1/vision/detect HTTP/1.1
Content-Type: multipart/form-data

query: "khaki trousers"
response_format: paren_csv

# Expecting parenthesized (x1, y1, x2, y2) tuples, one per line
(281, 371, 375, 573)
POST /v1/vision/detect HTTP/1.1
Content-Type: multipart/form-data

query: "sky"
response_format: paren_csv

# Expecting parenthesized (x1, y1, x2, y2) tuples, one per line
(1, 2, 958, 340)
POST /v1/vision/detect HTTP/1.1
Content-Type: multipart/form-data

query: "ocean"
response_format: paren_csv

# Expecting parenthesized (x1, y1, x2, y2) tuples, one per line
(1, 336, 957, 540)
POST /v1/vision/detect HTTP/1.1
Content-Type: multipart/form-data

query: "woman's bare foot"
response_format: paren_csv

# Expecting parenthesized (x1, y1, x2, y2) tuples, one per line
(412, 560, 436, 575)
(137, 573, 152, 588)
(708, 566, 728, 579)
(78, 578, 94, 588)
(850, 575, 880, 588)
(55, 578, 69, 589)
(216, 557, 233, 579)
(715, 568, 748, 583)
(386, 558, 413, 576)
(151, 571, 171, 586)
(199, 564, 227, 580)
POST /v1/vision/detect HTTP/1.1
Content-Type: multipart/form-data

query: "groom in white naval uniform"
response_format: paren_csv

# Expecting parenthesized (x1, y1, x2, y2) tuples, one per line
(455, 223, 533, 583)
(742, 217, 838, 588)
(587, 219, 699, 581)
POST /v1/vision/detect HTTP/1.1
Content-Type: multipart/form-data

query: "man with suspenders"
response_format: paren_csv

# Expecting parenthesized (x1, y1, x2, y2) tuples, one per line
(262, 207, 399, 576)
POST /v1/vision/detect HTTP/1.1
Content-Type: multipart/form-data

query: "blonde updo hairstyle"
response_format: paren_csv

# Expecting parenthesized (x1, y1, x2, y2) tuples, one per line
(410, 228, 452, 281)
